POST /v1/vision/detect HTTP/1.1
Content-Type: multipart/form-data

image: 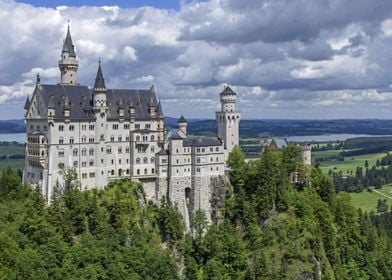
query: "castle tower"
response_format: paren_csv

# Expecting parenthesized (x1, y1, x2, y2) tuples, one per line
(177, 115, 187, 136)
(215, 85, 241, 157)
(301, 144, 312, 166)
(92, 60, 107, 113)
(58, 23, 78, 85)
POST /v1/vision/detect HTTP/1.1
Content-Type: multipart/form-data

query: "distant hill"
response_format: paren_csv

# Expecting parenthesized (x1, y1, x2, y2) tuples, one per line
(0, 119, 25, 133)
(6, 118, 392, 137)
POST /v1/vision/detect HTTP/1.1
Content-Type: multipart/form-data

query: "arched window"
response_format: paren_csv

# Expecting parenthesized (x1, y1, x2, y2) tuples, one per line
(137, 169, 140, 175)
(143, 157, 148, 164)
(126, 146, 130, 153)
(41, 151, 44, 156)
(82, 148, 87, 156)
(150, 135, 155, 141)
(59, 137, 64, 144)
(82, 136, 87, 143)
(89, 160, 94, 166)
(58, 149, 64, 157)
(70, 137, 74, 144)
(73, 148, 78, 156)
(136, 135, 141, 142)
(144, 168, 147, 175)
(151, 157, 155, 163)
(89, 148, 94, 156)
(136, 158, 140, 164)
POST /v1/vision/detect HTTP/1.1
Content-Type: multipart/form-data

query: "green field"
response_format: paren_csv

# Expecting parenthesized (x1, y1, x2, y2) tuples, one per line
(0, 145, 25, 170)
(315, 150, 388, 175)
(343, 185, 392, 213)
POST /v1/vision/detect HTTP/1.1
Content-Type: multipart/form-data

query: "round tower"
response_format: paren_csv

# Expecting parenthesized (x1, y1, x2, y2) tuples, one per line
(215, 85, 241, 157)
(301, 144, 312, 166)
(58, 23, 78, 85)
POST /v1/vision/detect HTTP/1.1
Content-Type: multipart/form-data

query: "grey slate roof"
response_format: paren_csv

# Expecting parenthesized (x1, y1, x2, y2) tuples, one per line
(166, 129, 184, 140)
(183, 137, 222, 147)
(24, 96, 30, 110)
(221, 85, 236, 95)
(94, 62, 106, 89)
(177, 114, 187, 123)
(62, 27, 76, 57)
(35, 84, 163, 120)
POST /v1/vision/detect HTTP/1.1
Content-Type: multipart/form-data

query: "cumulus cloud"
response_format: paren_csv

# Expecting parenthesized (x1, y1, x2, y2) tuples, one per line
(1, 0, 392, 119)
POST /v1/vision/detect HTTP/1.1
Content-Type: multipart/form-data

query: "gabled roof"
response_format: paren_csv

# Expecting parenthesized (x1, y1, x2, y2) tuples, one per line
(62, 27, 76, 57)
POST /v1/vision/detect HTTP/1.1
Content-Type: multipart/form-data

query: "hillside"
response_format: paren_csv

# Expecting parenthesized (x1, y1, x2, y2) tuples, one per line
(1, 145, 392, 279)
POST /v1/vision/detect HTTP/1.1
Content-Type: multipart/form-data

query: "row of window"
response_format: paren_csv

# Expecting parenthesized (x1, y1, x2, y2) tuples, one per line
(59, 146, 131, 157)
(81, 173, 96, 179)
(136, 168, 154, 175)
(58, 135, 158, 144)
(58, 123, 157, 132)
(136, 157, 155, 164)
(173, 147, 220, 154)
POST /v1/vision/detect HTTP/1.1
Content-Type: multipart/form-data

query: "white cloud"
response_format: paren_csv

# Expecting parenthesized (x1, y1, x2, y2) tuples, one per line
(1, 0, 392, 119)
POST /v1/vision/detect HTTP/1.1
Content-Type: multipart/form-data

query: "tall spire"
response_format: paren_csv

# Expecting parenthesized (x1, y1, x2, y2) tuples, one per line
(59, 21, 78, 85)
(94, 59, 106, 90)
(62, 21, 76, 57)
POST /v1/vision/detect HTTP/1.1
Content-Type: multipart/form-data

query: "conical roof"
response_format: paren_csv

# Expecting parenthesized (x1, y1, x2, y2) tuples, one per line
(94, 61, 106, 90)
(62, 26, 76, 57)
(221, 85, 236, 95)
(24, 96, 30, 110)
(177, 114, 187, 124)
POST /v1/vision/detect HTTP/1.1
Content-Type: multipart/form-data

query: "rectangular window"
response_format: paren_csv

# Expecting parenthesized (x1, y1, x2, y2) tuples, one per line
(89, 172, 95, 178)
(135, 124, 140, 129)
(59, 125, 64, 131)
(89, 124, 95, 130)
(69, 125, 74, 131)
(113, 124, 118, 130)
(145, 124, 151, 129)
(124, 124, 130, 129)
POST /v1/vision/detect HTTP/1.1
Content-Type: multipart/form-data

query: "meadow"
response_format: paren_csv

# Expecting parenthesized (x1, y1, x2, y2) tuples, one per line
(316, 151, 388, 174)
(343, 185, 392, 213)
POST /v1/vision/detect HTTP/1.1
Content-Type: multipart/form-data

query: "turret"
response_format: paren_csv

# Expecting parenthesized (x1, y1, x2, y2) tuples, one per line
(301, 144, 312, 166)
(92, 60, 107, 114)
(58, 23, 78, 85)
(148, 87, 156, 117)
(47, 96, 55, 121)
(177, 115, 187, 136)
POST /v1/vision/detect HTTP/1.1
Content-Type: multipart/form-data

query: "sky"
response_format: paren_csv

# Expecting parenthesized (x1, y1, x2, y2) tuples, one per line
(2, 0, 392, 119)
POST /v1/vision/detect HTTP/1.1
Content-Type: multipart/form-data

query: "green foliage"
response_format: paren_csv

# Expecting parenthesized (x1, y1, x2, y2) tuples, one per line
(0, 177, 179, 279)
(1, 144, 392, 279)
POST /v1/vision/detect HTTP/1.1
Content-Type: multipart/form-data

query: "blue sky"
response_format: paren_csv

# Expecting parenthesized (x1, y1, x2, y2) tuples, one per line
(17, 0, 181, 9)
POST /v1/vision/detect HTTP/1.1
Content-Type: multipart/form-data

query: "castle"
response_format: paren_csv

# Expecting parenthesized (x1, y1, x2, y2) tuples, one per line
(23, 26, 240, 226)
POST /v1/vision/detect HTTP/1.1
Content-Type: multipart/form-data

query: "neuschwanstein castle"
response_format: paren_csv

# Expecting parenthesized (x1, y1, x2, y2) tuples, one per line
(23, 26, 240, 225)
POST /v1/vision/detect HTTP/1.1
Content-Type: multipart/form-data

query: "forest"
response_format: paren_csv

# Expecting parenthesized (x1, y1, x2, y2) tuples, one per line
(1, 145, 392, 279)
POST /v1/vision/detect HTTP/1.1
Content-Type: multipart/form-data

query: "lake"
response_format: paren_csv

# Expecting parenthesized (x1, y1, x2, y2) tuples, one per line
(0, 133, 26, 143)
(1, 133, 392, 145)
